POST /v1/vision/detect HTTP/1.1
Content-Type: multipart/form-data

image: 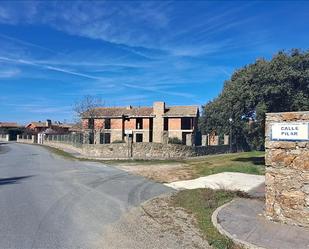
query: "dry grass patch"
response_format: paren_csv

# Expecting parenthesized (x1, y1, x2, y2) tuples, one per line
(116, 151, 265, 183)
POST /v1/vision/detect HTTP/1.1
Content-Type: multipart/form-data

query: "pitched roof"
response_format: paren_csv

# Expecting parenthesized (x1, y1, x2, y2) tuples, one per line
(26, 122, 72, 129)
(26, 122, 48, 128)
(163, 106, 199, 117)
(0, 122, 19, 128)
(83, 105, 198, 118)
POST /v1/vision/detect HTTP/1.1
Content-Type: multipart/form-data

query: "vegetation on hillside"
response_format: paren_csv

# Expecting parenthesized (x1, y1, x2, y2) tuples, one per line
(200, 49, 309, 151)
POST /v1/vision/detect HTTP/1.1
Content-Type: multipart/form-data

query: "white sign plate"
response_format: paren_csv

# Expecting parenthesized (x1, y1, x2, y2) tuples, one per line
(271, 123, 309, 141)
(125, 129, 133, 135)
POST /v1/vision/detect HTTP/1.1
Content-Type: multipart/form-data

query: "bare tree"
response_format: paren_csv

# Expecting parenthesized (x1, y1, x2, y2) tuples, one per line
(73, 95, 103, 143)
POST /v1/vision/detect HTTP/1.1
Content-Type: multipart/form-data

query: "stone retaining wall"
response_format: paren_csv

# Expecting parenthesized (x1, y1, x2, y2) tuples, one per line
(265, 111, 309, 227)
(42, 140, 229, 160)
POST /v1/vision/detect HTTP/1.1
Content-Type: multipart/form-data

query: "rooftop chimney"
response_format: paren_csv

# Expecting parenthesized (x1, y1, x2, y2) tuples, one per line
(153, 102, 165, 115)
(46, 119, 52, 127)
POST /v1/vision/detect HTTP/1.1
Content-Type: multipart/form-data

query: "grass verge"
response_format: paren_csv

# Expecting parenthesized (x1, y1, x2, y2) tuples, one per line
(42, 145, 77, 160)
(187, 151, 265, 177)
(171, 188, 248, 249)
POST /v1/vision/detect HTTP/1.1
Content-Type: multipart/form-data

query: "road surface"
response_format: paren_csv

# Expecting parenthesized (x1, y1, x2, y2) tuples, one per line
(0, 143, 172, 249)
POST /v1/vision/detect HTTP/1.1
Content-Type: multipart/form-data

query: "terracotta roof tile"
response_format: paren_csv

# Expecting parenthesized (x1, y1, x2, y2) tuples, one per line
(83, 105, 198, 118)
(0, 122, 19, 128)
(163, 106, 199, 117)
(27, 122, 48, 128)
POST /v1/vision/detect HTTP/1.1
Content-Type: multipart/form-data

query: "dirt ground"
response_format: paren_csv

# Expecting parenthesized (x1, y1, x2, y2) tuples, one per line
(115, 163, 194, 183)
(99, 194, 211, 249)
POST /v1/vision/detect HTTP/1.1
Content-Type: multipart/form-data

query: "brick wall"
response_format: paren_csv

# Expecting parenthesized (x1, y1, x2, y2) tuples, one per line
(94, 119, 104, 130)
(143, 118, 150, 129)
(168, 118, 181, 130)
(124, 119, 135, 129)
(111, 119, 122, 129)
(82, 119, 88, 129)
(265, 111, 309, 227)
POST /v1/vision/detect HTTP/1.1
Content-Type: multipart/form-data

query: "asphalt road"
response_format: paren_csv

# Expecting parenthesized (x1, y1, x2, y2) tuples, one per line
(0, 143, 172, 249)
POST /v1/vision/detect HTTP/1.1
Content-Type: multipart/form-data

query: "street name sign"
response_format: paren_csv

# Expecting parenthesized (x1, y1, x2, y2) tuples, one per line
(271, 122, 309, 141)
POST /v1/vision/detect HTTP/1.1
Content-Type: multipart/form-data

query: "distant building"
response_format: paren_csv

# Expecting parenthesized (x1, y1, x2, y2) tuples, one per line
(26, 120, 72, 134)
(81, 101, 199, 144)
(0, 122, 22, 141)
(0, 122, 20, 129)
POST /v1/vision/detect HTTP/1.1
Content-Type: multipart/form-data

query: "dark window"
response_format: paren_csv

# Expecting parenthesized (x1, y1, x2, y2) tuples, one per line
(164, 118, 169, 131)
(136, 118, 143, 129)
(89, 132, 94, 144)
(149, 118, 153, 142)
(182, 132, 191, 145)
(88, 118, 94, 129)
(136, 133, 143, 142)
(100, 133, 111, 144)
(181, 117, 193, 130)
(105, 118, 111, 129)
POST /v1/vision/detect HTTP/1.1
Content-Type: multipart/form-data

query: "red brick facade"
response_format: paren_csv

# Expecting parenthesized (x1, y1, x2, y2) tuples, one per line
(82, 102, 199, 144)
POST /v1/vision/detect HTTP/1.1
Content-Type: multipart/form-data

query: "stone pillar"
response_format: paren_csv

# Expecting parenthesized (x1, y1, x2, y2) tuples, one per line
(153, 102, 165, 143)
(224, 135, 229, 145)
(162, 131, 168, 144)
(209, 135, 219, 146)
(265, 111, 309, 227)
(32, 135, 37, 144)
(201, 135, 207, 146)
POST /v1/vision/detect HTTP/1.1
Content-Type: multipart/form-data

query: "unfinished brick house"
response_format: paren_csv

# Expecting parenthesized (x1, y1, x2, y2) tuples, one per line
(82, 101, 199, 145)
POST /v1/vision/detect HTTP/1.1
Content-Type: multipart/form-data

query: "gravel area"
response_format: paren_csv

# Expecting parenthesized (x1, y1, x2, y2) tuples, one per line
(116, 163, 193, 183)
(99, 194, 211, 249)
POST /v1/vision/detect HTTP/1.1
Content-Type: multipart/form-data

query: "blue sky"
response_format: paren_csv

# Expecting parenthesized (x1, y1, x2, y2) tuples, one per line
(0, 1, 308, 124)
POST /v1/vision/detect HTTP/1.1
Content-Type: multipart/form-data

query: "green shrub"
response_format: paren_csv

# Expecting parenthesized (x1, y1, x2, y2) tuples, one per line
(168, 137, 182, 144)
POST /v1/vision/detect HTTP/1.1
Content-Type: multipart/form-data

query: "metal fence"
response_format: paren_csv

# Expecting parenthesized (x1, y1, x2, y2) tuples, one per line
(45, 133, 84, 147)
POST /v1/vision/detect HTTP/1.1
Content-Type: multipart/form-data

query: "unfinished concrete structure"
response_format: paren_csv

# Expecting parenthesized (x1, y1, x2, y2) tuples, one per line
(82, 101, 199, 145)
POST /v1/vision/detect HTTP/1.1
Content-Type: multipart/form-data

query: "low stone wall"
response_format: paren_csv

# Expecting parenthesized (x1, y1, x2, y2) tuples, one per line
(43, 140, 229, 160)
(265, 111, 309, 227)
(0, 134, 9, 142)
(132, 143, 193, 159)
(82, 143, 129, 159)
(17, 135, 37, 144)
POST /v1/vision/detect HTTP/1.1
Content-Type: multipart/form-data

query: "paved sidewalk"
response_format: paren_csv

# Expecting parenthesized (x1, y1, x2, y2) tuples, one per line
(213, 198, 309, 249)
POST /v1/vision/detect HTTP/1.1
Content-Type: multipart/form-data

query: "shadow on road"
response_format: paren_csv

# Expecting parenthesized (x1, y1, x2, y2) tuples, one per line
(0, 175, 34, 186)
(0, 143, 11, 154)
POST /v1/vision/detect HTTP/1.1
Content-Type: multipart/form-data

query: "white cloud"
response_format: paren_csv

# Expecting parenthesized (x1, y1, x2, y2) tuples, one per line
(0, 68, 20, 78)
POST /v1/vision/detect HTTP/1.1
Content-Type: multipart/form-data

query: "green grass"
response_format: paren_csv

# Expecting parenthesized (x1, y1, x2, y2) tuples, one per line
(186, 151, 265, 177)
(172, 188, 247, 249)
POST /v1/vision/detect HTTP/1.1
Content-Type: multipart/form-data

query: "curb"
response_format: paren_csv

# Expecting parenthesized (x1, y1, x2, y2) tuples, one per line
(211, 199, 266, 249)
